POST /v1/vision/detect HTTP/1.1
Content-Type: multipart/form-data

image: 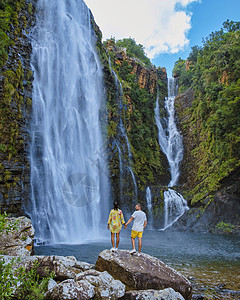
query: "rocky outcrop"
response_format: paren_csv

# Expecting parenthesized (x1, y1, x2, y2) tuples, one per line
(171, 166, 240, 233)
(122, 288, 184, 300)
(46, 270, 125, 300)
(0, 216, 34, 255)
(2, 254, 94, 281)
(95, 250, 192, 300)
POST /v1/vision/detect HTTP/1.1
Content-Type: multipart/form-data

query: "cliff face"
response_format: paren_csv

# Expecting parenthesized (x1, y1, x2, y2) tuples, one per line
(92, 35, 170, 215)
(0, 0, 36, 216)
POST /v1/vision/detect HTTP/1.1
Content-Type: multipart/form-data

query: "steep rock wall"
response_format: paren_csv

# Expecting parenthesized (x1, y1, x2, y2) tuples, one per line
(0, 0, 36, 216)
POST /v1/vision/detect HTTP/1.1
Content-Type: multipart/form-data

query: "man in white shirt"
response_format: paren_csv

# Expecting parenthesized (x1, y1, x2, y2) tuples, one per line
(124, 203, 147, 255)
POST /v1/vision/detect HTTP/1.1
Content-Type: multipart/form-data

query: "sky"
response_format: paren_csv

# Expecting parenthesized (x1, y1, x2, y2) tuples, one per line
(84, 0, 240, 76)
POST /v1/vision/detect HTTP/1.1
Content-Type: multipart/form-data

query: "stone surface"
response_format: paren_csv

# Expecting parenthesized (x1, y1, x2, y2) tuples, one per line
(122, 288, 185, 300)
(46, 269, 125, 299)
(0, 216, 34, 255)
(95, 250, 192, 300)
(76, 269, 125, 299)
(45, 278, 95, 300)
(1, 254, 94, 281)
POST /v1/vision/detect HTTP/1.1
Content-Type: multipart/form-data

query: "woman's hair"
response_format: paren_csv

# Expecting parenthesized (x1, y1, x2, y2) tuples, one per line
(113, 202, 119, 210)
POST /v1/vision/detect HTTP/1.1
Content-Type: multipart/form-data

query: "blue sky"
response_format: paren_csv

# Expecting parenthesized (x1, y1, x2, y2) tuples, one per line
(85, 0, 240, 76)
(153, 0, 240, 75)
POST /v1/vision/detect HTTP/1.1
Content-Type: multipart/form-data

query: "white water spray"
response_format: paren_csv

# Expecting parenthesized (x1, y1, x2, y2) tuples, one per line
(146, 187, 153, 227)
(28, 0, 110, 244)
(155, 78, 189, 229)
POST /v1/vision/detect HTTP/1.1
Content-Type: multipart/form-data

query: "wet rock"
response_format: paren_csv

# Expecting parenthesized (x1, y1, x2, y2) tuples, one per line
(95, 250, 192, 300)
(122, 288, 184, 299)
(0, 216, 34, 256)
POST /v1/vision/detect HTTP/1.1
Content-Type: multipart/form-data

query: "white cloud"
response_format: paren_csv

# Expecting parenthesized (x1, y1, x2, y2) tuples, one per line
(84, 0, 199, 59)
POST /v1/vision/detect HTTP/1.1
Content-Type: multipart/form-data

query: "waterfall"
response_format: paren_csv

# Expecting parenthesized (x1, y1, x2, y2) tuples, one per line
(28, 0, 110, 244)
(146, 187, 153, 227)
(109, 63, 138, 202)
(155, 78, 189, 229)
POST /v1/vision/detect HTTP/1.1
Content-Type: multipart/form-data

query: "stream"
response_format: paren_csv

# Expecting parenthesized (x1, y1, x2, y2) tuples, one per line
(35, 229, 240, 299)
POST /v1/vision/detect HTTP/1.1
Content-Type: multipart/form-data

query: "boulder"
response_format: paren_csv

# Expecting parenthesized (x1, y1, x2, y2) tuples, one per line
(1, 255, 94, 281)
(122, 288, 184, 300)
(0, 216, 34, 256)
(76, 269, 125, 299)
(46, 270, 125, 299)
(95, 250, 192, 300)
(45, 278, 95, 300)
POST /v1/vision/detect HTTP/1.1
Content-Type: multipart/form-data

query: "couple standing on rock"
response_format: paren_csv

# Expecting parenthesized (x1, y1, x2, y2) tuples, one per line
(107, 202, 147, 256)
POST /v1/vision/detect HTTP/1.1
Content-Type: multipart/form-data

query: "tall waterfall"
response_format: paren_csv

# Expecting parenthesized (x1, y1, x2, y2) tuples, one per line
(28, 0, 110, 244)
(155, 78, 188, 229)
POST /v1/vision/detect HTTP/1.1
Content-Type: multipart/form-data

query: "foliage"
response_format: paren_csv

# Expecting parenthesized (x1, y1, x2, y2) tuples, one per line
(104, 37, 152, 68)
(173, 21, 240, 205)
(215, 221, 235, 234)
(0, 257, 53, 299)
(0, 212, 19, 233)
(103, 37, 168, 189)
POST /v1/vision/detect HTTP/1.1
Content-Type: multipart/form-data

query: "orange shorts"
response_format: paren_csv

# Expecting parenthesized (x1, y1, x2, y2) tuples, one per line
(131, 230, 143, 238)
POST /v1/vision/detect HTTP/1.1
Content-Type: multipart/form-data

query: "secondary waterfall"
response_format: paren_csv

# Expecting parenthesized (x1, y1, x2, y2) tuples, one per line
(146, 187, 153, 227)
(28, 0, 110, 244)
(155, 78, 188, 229)
(109, 64, 138, 202)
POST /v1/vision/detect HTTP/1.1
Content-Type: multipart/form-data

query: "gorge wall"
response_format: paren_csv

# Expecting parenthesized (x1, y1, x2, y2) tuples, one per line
(0, 1, 239, 234)
(172, 22, 240, 232)
(0, 0, 35, 216)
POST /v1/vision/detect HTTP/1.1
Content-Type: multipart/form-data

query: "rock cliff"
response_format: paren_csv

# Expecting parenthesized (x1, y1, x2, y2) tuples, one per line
(0, 0, 36, 216)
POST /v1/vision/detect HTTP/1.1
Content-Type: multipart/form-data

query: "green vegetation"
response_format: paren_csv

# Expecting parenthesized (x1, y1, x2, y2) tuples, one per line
(215, 221, 235, 234)
(0, 212, 19, 233)
(0, 0, 34, 204)
(104, 37, 152, 68)
(104, 38, 168, 188)
(0, 257, 53, 299)
(173, 20, 240, 205)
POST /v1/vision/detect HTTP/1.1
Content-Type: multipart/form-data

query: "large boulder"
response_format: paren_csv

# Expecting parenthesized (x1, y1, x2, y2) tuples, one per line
(122, 288, 184, 300)
(0, 216, 34, 256)
(46, 269, 125, 299)
(95, 250, 192, 300)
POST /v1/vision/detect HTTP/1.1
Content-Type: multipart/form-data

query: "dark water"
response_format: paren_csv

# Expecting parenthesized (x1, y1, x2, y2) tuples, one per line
(35, 230, 240, 299)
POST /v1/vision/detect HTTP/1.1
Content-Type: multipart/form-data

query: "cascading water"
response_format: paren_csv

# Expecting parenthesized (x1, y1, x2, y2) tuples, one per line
(109, 64, 138, 202)
(28, 0, 110, 244)
(146, 187, 153, 227)
(155, 78, 189, 229)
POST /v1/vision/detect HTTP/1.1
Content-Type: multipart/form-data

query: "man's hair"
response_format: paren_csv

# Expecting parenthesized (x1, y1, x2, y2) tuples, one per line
(136, 203, 141, 209)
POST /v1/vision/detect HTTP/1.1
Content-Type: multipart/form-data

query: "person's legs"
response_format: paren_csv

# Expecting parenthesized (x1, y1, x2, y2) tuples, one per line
(131, 237, 136, 250)
(111, 232, 115, 248)
(116, 232, 120, 248)
(138, 237, 142, 253)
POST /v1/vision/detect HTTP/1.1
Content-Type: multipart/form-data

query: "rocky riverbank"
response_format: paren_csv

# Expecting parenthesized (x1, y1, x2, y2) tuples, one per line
(0, 216, 191, 299)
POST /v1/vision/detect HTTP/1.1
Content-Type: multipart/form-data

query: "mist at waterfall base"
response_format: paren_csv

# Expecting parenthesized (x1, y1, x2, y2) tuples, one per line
(27, 0, 110, 244)
(154, 78, 189, 230)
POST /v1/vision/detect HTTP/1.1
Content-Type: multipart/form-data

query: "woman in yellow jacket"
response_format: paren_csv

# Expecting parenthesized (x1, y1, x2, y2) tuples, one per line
(107, 202, 125, 252)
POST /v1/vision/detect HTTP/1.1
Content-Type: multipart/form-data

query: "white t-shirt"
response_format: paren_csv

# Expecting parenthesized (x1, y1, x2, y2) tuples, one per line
(131, 210, 147, 232)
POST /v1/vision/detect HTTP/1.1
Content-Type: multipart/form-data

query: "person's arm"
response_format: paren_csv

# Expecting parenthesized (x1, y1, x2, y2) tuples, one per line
(124, 216, 134, 229)
(143, 220, 147, 230)
(120, 211, 125, 225)
(107, 211, 112, 230)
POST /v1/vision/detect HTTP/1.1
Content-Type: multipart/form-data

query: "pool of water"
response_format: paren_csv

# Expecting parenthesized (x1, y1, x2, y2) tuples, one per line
(35, 230, 240, 299)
